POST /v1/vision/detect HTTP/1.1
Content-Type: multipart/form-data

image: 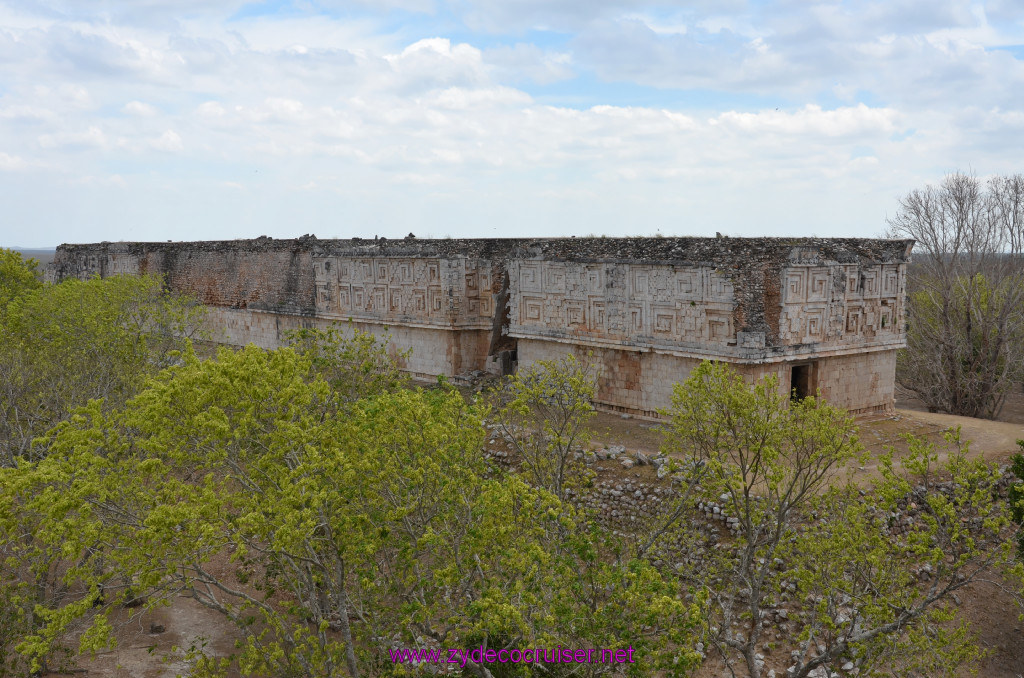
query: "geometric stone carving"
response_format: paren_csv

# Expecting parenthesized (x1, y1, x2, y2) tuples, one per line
(878, 303, 894, 332)
(522, 296, 544, 322)
(845, 306, 863, 334)
(708, 271, 734, 298)
(807, 267, 829, 302)
(565, 302, 584, 327)
(429, 287, 444, 314)
(544, 264, 566, 293)
(706, 310, 732, 343)
(785, 269, 806, 302)
(861, 267, 879, 298)
(806, 307, 825, 338)
(653, 305, 675, 335)
(881, 265, 899, 296)
(632, 269, 649, 296)
(845, 265, 859, 297)
(50, 236, 913, 420)
(520, 264, 541, 292)
(677, 306, 698, 340)
(628, 304, 644, 333)
(589, 298, 607, 331)
(675, 268, 702, 299)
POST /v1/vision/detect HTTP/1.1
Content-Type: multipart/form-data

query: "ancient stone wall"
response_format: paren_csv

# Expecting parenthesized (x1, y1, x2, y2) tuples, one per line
(49, 235, 913, 416)
(51, 237, 318, 315)
(506, 241, 911, 362)
(508, 260, 738, 358)
(310, 254, 499, 330)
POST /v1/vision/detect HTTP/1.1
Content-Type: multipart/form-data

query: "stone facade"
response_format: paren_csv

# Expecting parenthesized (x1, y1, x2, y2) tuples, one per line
(48, 235, 913, 416)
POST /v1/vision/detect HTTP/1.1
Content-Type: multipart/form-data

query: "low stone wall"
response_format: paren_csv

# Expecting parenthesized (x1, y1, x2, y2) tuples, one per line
(517, 337, 897, 417)
(203, 307, 491, 378)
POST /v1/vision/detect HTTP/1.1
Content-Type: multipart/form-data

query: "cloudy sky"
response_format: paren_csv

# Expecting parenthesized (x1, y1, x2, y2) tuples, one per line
(1, 0, 1023, 246)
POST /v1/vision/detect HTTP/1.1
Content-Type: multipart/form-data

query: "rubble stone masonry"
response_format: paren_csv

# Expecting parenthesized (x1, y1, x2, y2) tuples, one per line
(49, 235, 913, 417)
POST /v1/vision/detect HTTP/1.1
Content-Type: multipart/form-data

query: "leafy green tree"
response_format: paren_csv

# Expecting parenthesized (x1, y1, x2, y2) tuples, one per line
(0, 272, 204, 673)
(285, 322, 409, 405)
(1009, 440, 1024, 559)
(661, 361, 863, 678)
(492, 354, 596, 503)
(783, 430, 1019, 677)
(659, 361, 1024, 678)
(0, 248, 42, 313)
(0, 273, 204, 465)
(4, 344, 702, 677)
(487, 353, 703, 677)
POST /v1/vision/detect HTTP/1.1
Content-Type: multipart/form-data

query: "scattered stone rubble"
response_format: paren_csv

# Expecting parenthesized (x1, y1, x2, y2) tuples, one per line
(479, 424, 1019, 678)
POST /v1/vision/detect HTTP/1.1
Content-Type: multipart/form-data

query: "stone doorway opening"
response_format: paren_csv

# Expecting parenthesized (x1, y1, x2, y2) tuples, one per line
(790, 362, 817, 400)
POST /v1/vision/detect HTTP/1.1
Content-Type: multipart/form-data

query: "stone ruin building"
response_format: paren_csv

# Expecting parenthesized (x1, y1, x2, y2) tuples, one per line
(49, 235, 913, 418)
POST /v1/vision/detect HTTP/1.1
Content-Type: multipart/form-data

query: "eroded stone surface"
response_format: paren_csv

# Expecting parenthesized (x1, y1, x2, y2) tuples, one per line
(48, 236, 912, 416)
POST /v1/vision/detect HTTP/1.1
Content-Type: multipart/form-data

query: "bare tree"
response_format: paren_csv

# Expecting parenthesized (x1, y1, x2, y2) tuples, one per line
(886, 172, 1024, 418)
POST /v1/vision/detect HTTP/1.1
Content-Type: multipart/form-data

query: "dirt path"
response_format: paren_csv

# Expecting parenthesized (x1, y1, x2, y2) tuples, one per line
(588, 408, 1024, 469)
(44, 596, 243, 678)
(887, 409, 1024, 459)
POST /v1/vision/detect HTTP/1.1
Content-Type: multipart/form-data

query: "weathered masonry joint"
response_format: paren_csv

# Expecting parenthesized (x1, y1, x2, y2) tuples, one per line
(49, 236, 913, 418)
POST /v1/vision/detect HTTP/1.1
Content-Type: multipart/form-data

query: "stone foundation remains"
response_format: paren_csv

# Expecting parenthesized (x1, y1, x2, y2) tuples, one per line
(48, 235, 912, 416)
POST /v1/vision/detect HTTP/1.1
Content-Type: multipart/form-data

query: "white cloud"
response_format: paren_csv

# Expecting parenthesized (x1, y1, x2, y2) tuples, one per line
(151, 129, 182, 151)
(427, 86, 533, 110)
(0, 152, 28, 171)
(483, 43, 574, 84)
(70, 173, 128, 188)
(37, 125, 107, 149)
(621, 13, 688, 36)
(0, 105, 57, 122)
(195, 101, 226, 118)
(568, 1, 1024, 109)
(123, 100, 157, 116)
(713, 104, 899, 137)
(384, 38, 488, 92)
(0, 0, 1023, 247)
(457, 0, 746, 34)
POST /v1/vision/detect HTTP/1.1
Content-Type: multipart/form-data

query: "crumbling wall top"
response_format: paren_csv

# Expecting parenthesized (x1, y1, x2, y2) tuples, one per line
(54, 236, 914, 267)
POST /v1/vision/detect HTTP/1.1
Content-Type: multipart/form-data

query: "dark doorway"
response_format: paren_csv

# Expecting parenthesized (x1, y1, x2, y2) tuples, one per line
(791, 363, 813, 400)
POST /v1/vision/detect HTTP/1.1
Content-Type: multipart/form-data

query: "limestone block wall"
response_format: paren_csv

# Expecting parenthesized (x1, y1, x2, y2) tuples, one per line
(776, 257, 906, 354)
(813, 350, 898, 414)
(519, 337, 897, 418)
(199, 307, 491, 378)
(508, 260, 737, 358)
(518, 338, 704, 417)
(50, 236, 912, 417)
(507, 244, 910, 364)
(202, 307, 311, 348)
(310, 254, 498, 331)
(51, 239, 317, 314)
(505, 238, 912, 416)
